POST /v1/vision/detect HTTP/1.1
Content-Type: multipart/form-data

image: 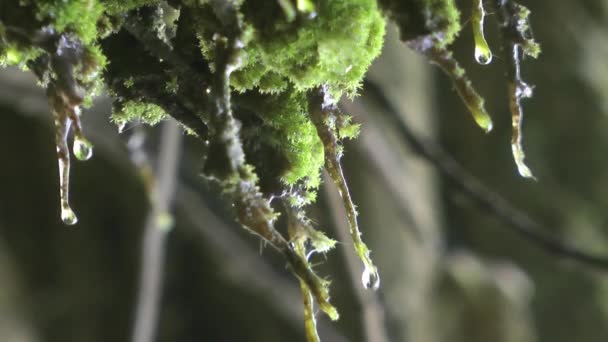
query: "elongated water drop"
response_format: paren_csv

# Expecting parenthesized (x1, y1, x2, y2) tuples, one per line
(61, 206, 78, 225)
(73, 137, 93, 161)
(362, 264, 380, 290)
(472, 0, 493, 65)
(55, 111, 79, 225)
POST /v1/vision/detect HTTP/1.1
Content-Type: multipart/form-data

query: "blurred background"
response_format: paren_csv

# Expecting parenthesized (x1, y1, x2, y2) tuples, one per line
(2, 1, 608, 341)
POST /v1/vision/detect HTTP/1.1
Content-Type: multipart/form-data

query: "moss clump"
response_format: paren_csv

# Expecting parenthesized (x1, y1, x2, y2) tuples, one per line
(378, 0, 461, 46)
(30, 0, 105, 44)
(102, 0, 161, 15)
(112, 100, 168, 126)
(194, 0, 385, 97)
(244, 91, 325, 194)
(0, 44, 43, 69)
(187, 0, 379, 200)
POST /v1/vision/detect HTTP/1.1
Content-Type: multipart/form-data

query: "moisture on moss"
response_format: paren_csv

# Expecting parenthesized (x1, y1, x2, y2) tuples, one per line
(102, 0, 162, 15)
(240, 90, 325, 194)
(31, 0, 105, 44)
(112, 100, 169, 126)
(194, 0, 386, 97)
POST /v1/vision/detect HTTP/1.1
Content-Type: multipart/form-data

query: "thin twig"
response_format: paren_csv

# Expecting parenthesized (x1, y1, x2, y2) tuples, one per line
(493, 0, 541, 179)
(322, 172, 389, 342)
(364, 79, 608, 271)
(131, 120, 182, 342)
(175, 185, 349, 342)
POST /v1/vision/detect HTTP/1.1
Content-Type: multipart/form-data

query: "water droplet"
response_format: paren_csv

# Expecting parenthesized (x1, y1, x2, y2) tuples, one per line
(470, 106, 493, 133)
(474, 47, 493, 65)
(117, 121, 127, 133)
(362, 266, 380, 290)
(73, 138, 93, 161)
(61, 206, 78, 225)
(516, 81, 533, 98)
(472, 0, 493, 66)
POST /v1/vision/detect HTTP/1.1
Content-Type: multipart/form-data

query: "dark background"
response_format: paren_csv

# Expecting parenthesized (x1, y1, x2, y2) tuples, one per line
(2, 1, 608, 341)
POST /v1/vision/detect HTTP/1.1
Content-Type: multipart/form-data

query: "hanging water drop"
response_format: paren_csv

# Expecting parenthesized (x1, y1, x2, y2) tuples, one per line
(73, 137, 93, 161)
(61, 206, 78, 225)
(50, 86, 81, 226)
(516, 80, 533, 99)
(118, 121, 127, 133)
(475, 47, 492, 65)
(362, 265, 380, 290)
(472, 0, 493, 65)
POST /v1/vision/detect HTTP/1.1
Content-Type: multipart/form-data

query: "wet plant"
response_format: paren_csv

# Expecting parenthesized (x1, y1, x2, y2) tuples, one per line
(0, 0, 540, 340)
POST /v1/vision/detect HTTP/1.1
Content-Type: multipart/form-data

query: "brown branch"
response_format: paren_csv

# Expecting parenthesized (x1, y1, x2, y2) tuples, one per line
(493, 0, 541, 179)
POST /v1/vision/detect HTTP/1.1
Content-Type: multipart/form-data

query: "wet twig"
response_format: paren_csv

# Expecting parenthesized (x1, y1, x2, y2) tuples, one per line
(493, 0, 541, 179)
(364, 79, 608, 271)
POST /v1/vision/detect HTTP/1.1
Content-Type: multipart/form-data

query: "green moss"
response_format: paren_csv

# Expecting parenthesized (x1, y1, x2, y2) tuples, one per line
(102, 0, 161, 15)
(336, 115, 361, 140)
(112, 100, 169, 126)
(430, 0, 461, 45)
(194, 0, 385, 97)
(0, 44, 43, 69)
(32, 0, 105, 44)
(165, 75, 179, 94)
(251, 91, 325, 193)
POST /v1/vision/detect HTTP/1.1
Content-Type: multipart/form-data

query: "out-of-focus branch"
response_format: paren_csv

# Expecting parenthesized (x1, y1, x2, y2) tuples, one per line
(363, 79, 608, 271)
(131, 120, 182, 342)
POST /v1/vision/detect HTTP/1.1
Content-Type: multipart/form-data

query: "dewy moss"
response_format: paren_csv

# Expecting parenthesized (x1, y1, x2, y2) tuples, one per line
(112, 100, 169, 126)
(0, 0, 542, 341)
(195, 0, 385, 97)
(191, 0, 384, 196)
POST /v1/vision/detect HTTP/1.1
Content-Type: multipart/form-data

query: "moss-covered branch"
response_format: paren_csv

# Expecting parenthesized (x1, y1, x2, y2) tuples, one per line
(0, 0, 544, 340)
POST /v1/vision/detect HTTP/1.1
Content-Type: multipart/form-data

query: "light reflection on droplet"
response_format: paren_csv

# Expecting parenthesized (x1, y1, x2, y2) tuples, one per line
(73, 137, 93, 161)
(362, 266, 380, 290)
(61, 206, 78, 225)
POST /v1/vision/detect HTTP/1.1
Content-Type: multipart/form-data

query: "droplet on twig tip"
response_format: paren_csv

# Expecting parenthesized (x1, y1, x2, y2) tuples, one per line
(73, 137, 93, 161)
(362, 266, 380, 290)
(61, 206, 78, 225)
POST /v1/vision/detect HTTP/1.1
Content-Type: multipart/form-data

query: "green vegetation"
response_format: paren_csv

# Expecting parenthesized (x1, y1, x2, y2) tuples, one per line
(0, 0, 541, 341)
